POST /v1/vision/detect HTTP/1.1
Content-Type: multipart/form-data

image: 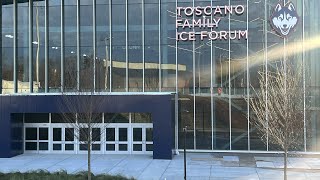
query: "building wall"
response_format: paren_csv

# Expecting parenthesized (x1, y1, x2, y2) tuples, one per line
(1, 0, 320, 152)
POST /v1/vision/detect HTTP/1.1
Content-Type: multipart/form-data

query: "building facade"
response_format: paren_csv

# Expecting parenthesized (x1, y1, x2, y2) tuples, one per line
(1, 0, 320, 158)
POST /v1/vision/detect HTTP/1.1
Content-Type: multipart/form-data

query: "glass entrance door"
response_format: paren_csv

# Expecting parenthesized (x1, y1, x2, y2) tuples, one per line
(131, 124, 153, 154)
(24, 124, 50, 153)
(105, 124, 130, 154)
(51, 125, 76, 153)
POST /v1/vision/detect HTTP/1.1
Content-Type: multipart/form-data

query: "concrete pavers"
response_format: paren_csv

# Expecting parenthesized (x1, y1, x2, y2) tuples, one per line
(1, 153, 320, 180)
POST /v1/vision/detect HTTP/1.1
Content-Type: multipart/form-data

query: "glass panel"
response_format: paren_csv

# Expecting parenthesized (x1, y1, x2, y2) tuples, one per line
(65, 144, 74, 151)
(128, 0, 142, 92)
(144, 1, 159, 92)
(133, 128, 142, 142)
(25, 142, 37, 150)
(119, 144, 127, 151)
(131, 113, 152, 123)
(104, 113, 129, 123)
(95, 0, 109, 92)
(64, 0, 77, 91)
(119, 128, 128, 142)
(48, 0, 61, 92)
(39, 128, 48, 140)
(305, 0, 320, 152)
(160, 0, 176, 92)
(17, 1, 29, 93)
(146, 128, 153, 142)
(178, 95, 194, 149)
(65, 128, 74, 141)
(80, 128, 89, 142)
(146, 144, 153, 151)
(92, 144, 100, 151)
(32, 1, 45, 93)
(53, 128, 62, 141)
(248, 0, 267, 151)
(106, 144, 115, 151)
(194, 0, 212, 151)
(92, 128, 101, 141)
(111, 0, 126, 92)
(38, 142, 48, 150)
(133, 144, 142, 151)
(2, 3, 14, 94)
(51, 113, 76, 123)
(195, 96, 212, 150)
(25, 128, 37, 140)
(24, 113, 49, 123)
(79, 0, 94, 91)
(53, 144, 62, 151)
(80, 144, 88, 151)
(78, 113, 102, 123)
(106, 128, 115, 141)
(229, 0, 248, 151)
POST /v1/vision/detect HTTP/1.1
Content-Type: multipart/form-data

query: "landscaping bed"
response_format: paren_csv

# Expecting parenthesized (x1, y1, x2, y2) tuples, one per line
(0, 170, 135, 180)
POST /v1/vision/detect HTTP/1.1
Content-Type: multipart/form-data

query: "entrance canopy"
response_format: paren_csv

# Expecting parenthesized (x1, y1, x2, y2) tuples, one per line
(0, 93, 175, 159)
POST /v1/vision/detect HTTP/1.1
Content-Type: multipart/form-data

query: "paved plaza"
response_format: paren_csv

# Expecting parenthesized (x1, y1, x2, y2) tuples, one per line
(1, 153, 320, 180)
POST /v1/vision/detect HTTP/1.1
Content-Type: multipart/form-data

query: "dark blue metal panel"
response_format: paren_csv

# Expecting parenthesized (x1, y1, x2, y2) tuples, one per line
(0, 94, 174, 159)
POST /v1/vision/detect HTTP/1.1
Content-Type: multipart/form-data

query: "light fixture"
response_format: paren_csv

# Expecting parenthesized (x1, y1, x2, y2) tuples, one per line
(5, 35, 14, 38)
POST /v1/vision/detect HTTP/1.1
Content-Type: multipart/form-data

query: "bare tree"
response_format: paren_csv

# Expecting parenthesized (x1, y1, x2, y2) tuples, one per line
(58, 55, 109, 180)
(249, 61, 307, 180)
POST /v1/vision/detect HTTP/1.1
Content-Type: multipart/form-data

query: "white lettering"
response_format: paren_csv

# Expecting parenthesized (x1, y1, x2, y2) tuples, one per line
(204, 6, 212, 16)
(176, 19, 183, 29)
(235, 5, 245, 15)
(185, 7, 193, 16)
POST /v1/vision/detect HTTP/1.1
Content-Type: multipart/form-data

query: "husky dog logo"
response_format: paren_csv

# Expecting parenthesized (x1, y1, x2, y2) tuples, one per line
(270, 2, 299, 38)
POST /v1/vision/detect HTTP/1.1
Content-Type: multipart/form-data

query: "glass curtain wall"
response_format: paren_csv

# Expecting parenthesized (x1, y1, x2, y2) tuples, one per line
(1, 0, 320, 152)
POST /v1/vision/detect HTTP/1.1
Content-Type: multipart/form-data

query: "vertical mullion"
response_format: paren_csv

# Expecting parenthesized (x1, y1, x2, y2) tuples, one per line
(192, 0, 196, 150)
(125, 0, 128, 92)
(228, 0, 232, 150)
(76, 0, 80, 91)
(247, 0, 250, 151)
(174, 0, 179, 152)
(210, 0, 214, 150)
(158, 0, 161, 92)
(175, 0, 178, 151)
(264, 0, 269, 151)
(13, 0, 18, 93)
(61, 0, 64, 92)
(303, 0, 306, 152)
(93, 0, 96, 92)
(109, 0, 112, 92)
(142, 0, 145, 92)
(29, 0, 33, 93)
(0, 3, 2, 94)
(175, 1, 178, 94)
(45, 0, 49, 93)
(283, 1, 286, 83)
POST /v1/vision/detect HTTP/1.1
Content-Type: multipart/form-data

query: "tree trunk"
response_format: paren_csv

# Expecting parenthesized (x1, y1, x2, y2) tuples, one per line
(88, 137, 91, 180)
(284, 148, 287, 180)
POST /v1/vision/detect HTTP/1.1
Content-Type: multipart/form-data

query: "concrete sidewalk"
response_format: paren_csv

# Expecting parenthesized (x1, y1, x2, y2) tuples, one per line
(1, 153, 320, 180)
